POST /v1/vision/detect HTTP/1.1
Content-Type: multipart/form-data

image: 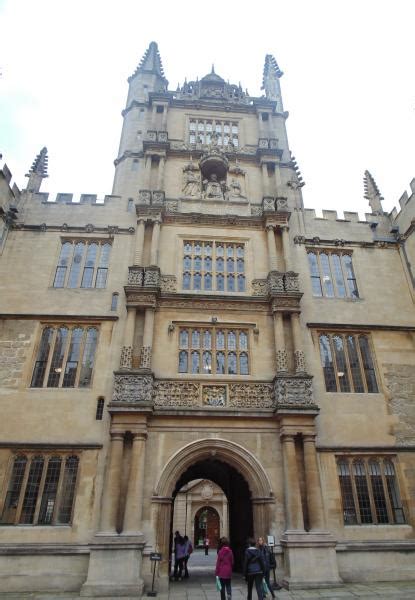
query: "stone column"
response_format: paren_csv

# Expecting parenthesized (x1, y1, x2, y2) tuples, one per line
(274, 161, 282, 196)
(122, 432, 147, 534)
(100, 432, 125, 534)
(120, 307, 136, 369)
(266, 225, 279, 271)
(161, 106, 168, 130)
(157, 156, 165, 190)
(273, 311, 288, 373)
(145, 154, 152, 188)
(281, 225, 291, 272)
(303, 435, 326, 530)
(150, 220, 161, 266)
(291, 312, 306, 374)
(140, 307, 155, 369)
(281, 434, 304, 531)
(222, 497, 229, 538)
(262, 162, 269, 196)
(134, 219, 146, 266)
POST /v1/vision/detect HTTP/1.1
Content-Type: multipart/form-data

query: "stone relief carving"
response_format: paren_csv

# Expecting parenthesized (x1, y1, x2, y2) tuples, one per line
(154, 381, 199, 407)
(182, 163, 201, 197)
(112, 373, 154, 403)
(268, 271, 285, 293)
(263, 196, 275, 212)
(144, 268, 161, 287)
(128, 267, 144, 285)
(119, 345, 133, 369)
(274, 377, 314, 406)
(276, 197, 288, 211)
(229, 384, 274, 408)
(276, 349, 288, 373)
(138, 190, 152, 205)
(294, 350, 306, 373)
(152, 191, 165, 205)
(202, 385, 227, 406)
(284, 272, 300, 292)
(251, 206, 263, 216)
(140, 346, 152, 369)
(160, 275, 177, 293)
(203, 174, 226, 200)
(252, 279, 270, 296)
(165, 200, 179, 213)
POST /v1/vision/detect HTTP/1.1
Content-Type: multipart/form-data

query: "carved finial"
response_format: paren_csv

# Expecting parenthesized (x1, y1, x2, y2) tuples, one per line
(262, 54, 283, 102)
(25, 146, 48, 192)
(364, 170, 384, 214)
(288, 152, 305, 188)
(129, 41, 167, 84)
(211, 64, 215, 74)
(27, 146, 48, 178)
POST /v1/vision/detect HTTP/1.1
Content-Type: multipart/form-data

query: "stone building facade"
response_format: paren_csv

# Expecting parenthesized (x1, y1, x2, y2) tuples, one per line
(0, 42, 414, 596)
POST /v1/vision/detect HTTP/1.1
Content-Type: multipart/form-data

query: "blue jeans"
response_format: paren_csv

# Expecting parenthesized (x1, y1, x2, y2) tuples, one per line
(247, 573, 264, 600)
(219, 577, 232, 599)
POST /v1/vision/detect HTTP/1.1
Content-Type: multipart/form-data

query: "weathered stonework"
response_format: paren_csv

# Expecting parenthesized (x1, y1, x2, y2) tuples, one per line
(202, 385, 227, 406)
(0, 320, 33, 388)
(160, 275, 177, 293)
(384, 364, 415, 445)
(274, 376, 314, 407)
(154, 380, 199, 407)
(228, 383, 274, 408)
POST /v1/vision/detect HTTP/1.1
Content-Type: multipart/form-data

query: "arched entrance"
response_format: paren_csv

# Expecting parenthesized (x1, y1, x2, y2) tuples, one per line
(194, 505, 220, 549)
(153, 438, 274, 576)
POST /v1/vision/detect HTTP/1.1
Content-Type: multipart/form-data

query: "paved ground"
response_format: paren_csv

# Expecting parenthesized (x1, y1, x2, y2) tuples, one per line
(1, 550, 415, 599)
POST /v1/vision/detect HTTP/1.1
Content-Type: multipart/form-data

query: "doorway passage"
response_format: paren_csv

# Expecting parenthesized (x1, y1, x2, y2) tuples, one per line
(171, 458, 253, 572)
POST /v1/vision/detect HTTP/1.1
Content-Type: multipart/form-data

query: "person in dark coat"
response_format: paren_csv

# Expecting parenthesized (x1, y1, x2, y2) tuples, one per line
(243, 537, 265, 600)
(257, 536, 275, 598)
(215, 537, 234, 600)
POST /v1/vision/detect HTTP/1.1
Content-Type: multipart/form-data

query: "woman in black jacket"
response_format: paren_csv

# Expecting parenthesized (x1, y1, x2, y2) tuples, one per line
(243, 537, 265, 600)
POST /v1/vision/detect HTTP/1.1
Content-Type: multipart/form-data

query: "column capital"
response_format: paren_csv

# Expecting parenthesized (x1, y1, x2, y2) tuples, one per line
(266, 224, 275, 232)
(109, 431, 125, 441)
(280, 432, 296, 443)
(302, 433, 317, 443)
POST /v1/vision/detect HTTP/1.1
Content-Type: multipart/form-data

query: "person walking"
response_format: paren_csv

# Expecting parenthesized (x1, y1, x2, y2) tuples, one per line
(215, 537, 234, 600)
(172, 531, 181, 581)
(183, 535, 193, 579)
(243, 537, 265, 600)
(257, 537, 275, 598)
(174, 535, 187, 581)
(204, 536, 210, 555)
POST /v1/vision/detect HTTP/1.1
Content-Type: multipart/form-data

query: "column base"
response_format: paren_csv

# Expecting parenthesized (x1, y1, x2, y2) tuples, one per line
(80, 534, 145, 598)
(280, 530, 342, 589)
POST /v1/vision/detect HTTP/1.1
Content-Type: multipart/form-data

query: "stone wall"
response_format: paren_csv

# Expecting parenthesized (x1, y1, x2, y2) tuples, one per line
(384, 364, 415, 445)
(0, 320, 34, 388)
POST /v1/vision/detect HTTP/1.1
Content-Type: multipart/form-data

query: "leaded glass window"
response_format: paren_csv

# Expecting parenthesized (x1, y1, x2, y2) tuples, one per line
(307, 250, 359, 299)
(31, 325, 98, 388)
(336, 456, 405, 525)
(189, 119, 239, 147)
(0, 453, 79, 526)
(318, 333, 378, 393)
(178, 326, 250, 375)
(53, 240, 112, 288)
(182, 240, 246, 292)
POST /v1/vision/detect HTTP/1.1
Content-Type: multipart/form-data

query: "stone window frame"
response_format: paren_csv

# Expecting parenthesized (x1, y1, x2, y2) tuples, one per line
(30, 324, 99, 389)
(0, 451, 80, 526)
(336, 455, 405, 526)
(306, 249, 359, 299)
(182, 239, 246, 294)
(52, 238, 112, 289)
(178, 325, 250, 376)
(318, 331, 379, 394)
(188, 116, 240, 148)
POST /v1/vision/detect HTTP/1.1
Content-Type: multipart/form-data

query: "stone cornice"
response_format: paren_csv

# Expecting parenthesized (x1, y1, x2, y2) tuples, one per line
(0, 442, 102, 450)
(158, 295, 271, 312)
(161, 211, 264, 229)
(0, 313, 118, 322)
(307, 323, 415, 332)
(12, 224, 135, 236)
(295, 236, 398, 250)
(317, 445, 415, 453)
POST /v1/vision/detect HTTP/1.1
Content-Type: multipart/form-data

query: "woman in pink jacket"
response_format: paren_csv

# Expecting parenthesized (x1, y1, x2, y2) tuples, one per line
(215, 537, 234, 600)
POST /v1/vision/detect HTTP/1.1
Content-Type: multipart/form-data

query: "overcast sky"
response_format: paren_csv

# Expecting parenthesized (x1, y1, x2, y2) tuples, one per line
(1, 0, 414, 217)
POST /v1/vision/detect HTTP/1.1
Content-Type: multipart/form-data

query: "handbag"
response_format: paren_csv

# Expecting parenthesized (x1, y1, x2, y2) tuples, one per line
(216, 576, 222, 591)
(262, 578, 270, 594)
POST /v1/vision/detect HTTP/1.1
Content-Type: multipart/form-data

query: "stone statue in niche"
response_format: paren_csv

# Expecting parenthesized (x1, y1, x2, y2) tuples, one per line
(182, 163, 201, 197)
(203, 173, 226, 200)
(229, 178, 242, 197)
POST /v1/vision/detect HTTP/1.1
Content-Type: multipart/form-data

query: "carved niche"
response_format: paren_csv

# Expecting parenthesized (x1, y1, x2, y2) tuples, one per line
(182, 162, 201, 198)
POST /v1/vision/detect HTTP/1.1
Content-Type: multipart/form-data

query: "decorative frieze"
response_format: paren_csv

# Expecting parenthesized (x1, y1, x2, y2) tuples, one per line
(127, 266, 160, 288)
(144, 267, 161, 287)
(284, 271, 300, 292)
(274, 376, 314, 407)
(252, 279, 270, 296)
(160, 275, 177, 293)
(154, 381, 199, 407)
(137, 190, 165, 207)
(152, 191, 165, 205)
(229, 383, 274, 408)
(138, 190, 152, 205)
(268, 271, 285, 293)
(128, 266, 144, 285)
(112, 372, 154, 404)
